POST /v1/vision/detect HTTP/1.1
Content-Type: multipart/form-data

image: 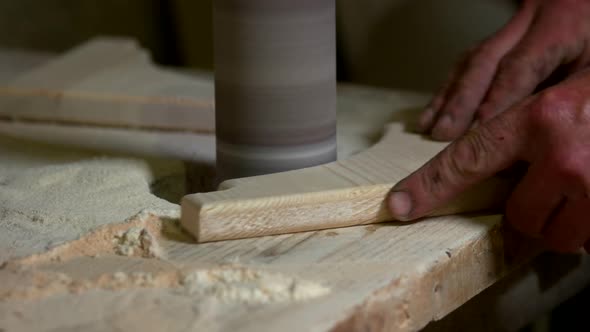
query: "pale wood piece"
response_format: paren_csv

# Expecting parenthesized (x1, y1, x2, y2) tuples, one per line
(0, 121, 215, 163)
(182, 122, 513, 242)
(0, 38, 215, 133)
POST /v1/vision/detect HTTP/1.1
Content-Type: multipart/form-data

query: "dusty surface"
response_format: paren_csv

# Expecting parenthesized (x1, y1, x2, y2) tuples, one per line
(0, 85, 427, 332)
(1, 82, 579, 332)
(0, 135, 332, 332)
(0, 135, 180, 265)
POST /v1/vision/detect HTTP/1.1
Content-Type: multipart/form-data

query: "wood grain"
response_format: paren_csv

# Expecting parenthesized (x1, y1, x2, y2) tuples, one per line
(0, 38, 215, 133)
(182, 121, 514, 242)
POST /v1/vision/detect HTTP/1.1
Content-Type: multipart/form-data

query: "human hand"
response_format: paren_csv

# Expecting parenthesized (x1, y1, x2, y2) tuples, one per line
(419, 0, 590, 141)
(389, 69, 590, 252)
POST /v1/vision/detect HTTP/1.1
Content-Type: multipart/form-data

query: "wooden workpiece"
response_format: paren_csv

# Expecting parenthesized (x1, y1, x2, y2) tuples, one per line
(1, 45, 589, 332)
(181, 118, 513, 243)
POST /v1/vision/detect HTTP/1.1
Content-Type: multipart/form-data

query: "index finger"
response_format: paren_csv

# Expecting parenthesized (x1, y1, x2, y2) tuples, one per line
(388, 107, 526, 221)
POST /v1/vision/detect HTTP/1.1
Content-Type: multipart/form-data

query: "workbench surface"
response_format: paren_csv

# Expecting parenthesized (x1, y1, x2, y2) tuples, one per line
(0, 48, 589, 332)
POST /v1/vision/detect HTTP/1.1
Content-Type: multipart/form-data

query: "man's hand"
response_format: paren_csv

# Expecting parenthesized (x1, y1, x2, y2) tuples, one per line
(388, 69, 590, 252)
(419, 0, 590, 141)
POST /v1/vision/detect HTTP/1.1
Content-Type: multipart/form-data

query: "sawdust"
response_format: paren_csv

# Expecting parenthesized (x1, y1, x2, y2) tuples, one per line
(181, 267, 330, 305)
(1, 264, 330, 305)
(0, 287, 227, 332)
(0, 134, 183, 265)
(114, 226, 163, 258)
(0, 117, 330, 331)
(0, 265, 181, 301)
(13, 209, 179, 265)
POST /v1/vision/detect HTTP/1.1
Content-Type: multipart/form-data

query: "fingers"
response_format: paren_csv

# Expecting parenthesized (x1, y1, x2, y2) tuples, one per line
(418, 57, 466, 132)
(420, 0, 536, 140)
(388, 109, 525, 221)
(543, 198, 590, 253)
(505, 162, 566, 236)
(476, 30, 570, 123)
(428, 51, 500, 141)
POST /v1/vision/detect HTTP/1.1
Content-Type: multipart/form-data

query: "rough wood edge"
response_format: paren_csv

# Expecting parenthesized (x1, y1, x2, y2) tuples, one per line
(330, 222, 518, 332)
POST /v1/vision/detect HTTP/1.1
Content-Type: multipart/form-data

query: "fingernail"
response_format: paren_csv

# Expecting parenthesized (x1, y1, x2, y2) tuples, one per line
(389, 191, 412, 220)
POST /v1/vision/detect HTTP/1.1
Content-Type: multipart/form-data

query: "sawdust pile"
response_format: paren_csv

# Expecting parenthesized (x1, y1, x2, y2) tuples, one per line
(0, 135, 183, 264)
(13, 209, 180, 266)
(0, 129, 330, 331)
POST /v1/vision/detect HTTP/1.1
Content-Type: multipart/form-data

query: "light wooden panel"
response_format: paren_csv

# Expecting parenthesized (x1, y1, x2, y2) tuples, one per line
(0, 38, 214, 133)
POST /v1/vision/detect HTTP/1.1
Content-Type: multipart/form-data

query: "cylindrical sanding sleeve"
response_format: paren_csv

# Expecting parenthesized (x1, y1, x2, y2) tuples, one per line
(213, 0, 337, 183)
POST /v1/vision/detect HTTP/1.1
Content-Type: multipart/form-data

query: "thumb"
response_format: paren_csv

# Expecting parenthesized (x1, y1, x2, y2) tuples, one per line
(388, 109, 525, 221)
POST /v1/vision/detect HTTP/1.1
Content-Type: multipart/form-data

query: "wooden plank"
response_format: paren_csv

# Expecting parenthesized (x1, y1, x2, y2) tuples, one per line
(0, 38, 215, 133)
(181, 121, 514, 242)
(1, 75, 586, 332)
(0, 121, 216, 163)
(1, 211, 536, 332)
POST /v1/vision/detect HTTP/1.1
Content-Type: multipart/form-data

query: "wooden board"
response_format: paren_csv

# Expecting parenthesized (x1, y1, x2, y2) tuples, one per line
(182, 121, 514, 242)
(0, 38, 214, 133)
(1, 47, 589, 332)
(2, 213, 504, 332)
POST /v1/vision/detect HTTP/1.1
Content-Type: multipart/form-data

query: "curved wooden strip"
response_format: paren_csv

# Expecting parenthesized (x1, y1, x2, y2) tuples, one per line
(181, 123, 513, 242)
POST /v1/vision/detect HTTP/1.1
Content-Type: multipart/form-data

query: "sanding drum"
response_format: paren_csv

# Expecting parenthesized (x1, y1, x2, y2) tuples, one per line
(213, 0, 337, 183)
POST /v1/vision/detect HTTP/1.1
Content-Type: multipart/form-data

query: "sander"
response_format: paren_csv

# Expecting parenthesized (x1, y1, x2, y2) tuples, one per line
(213, 0, 337, 183)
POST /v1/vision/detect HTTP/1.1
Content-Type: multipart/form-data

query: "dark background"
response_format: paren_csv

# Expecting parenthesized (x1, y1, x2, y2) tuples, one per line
(0, 0, 515, 92)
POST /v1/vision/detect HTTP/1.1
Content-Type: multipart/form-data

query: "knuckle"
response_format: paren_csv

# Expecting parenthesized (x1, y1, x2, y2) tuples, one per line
(497, 53, 546, 87)
(499, 52, 549, 78)
(497, 55, 526, 74)
(491, 64, 523, 93)
(537, 89, 564, 108)
(417, 159, 449, 202)
(449, 129, 495, 177)
(527, 90, 564, 128)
